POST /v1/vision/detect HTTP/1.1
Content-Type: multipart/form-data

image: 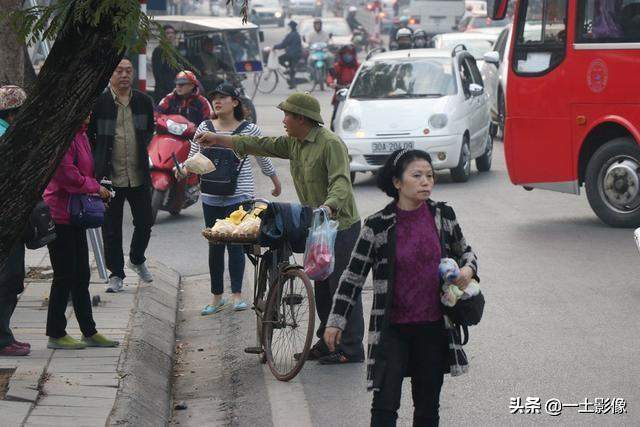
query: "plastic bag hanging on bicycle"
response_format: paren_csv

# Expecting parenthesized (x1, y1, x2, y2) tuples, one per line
(303, 209, 338, 281)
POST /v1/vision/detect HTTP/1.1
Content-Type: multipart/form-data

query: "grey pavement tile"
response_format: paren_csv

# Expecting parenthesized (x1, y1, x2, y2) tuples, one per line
(49, 348, 121, 358)
(0, 399, 32, 425)
(48, 372, 119, 387)
(5, 379, 39, 402)
(48, 356, 119, 366)
(25, 415, 106, 426)
(42, 383, 118, 399)
(28, 404, 112, 418)
(47, 364, 118, 374)
(37, 395, 116, 409)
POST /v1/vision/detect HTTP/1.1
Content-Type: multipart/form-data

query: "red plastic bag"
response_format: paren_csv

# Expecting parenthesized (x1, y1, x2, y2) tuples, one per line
(303, 209, 338, 281)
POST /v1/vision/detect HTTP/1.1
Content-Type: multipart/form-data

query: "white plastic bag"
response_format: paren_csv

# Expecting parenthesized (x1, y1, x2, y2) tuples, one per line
(303, 209, 338, 281)
(183, 153, 215, 175)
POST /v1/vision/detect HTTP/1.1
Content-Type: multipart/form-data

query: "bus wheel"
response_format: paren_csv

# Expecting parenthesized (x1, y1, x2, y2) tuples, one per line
(585, 137, 640, 227)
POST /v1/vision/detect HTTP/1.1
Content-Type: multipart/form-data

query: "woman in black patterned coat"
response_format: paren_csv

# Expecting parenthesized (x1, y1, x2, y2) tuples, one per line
(324, 149, 479, 427)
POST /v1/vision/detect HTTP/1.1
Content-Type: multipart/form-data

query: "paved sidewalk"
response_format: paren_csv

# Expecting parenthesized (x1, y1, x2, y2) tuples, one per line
(0, 247, 175, 426)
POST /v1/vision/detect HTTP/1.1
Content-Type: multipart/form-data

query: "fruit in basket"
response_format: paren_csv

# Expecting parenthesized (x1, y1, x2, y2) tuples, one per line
(211, 219, 236, 234)
(233, 217, 261, 235)
(228, 206, 247, 225)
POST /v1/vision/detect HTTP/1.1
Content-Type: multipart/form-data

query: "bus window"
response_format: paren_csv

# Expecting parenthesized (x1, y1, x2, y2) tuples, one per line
(513, 0, 567, 75)
(576, 0, 640, 43)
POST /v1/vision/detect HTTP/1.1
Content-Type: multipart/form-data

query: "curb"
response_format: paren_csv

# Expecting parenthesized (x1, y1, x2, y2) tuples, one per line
(107, 259, 181, 426)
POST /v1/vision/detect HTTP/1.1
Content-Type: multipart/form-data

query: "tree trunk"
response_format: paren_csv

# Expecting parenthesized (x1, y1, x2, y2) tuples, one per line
(0, 0, 25, 86)
(0, 2, 124, 263)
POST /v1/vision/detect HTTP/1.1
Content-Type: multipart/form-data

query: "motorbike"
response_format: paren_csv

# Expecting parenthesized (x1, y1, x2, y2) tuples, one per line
(148, 114, 200, 224)
(308, 42, 330, 92)
(351, 26, 370, 53)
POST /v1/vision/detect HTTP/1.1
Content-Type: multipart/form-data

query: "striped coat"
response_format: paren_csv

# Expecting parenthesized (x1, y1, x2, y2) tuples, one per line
(327, 199, 479, 390)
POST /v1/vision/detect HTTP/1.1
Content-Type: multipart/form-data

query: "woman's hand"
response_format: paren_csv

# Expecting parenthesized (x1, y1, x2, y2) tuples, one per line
(324, 327, 342, 352)
(271, 175, 282, 197)
(98, 186, 111, 201)
(452, 266, 474, 291)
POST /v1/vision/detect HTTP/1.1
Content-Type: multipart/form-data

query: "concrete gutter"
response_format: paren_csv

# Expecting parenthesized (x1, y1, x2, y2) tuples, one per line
(107, 259, 181, 426)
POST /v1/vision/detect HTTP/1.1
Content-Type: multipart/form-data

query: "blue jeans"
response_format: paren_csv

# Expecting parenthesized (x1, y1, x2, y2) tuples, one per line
(202, 202, 249, 295)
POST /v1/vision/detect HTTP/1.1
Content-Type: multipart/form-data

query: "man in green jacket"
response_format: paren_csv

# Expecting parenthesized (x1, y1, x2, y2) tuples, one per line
(196, 93, 365, 364)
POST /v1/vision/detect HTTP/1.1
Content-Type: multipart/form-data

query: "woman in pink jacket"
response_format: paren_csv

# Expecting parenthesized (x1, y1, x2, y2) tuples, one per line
(43, 118, 119, 350)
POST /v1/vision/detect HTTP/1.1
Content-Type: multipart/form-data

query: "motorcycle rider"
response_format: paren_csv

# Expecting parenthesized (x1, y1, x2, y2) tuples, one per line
(306, 17, 331, 45)
(389, 15, 412, 47)
(392, 28, 413, 51)
(412, 29, 429, 48)
(346, 6, 361, 32)
(274, 20, 303, 89)
(328, 44, 360, 129)
(157, 71, 213, 127)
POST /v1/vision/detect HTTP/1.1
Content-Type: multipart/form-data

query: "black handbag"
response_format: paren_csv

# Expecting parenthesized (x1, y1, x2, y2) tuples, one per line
(24, 200, 57, 249)
(439, 205, 484, 344)
(200, 120, 250, 196)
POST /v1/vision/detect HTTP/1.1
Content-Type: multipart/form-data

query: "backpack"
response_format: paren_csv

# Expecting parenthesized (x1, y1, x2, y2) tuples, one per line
(199, 120, 251, 196)
(24, 200, 57, 249)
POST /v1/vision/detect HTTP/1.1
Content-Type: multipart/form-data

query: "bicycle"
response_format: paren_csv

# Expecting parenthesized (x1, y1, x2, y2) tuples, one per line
(252, 48, 311, 94)
(204, 199, 316, 381)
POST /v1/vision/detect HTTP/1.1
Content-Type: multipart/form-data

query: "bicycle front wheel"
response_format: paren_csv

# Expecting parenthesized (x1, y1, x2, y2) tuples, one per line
(263, 267, 315, 381)
(254, 70, 279, 94)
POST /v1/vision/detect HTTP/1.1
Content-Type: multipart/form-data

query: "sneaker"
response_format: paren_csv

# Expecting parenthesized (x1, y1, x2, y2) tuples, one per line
(201, 298, 227, 316)
(233, 300, 249, 311)
(294, 340, 330, 361)
(82, 333, 119, 348)
(47, 335, 87, 350)
(14, 340, 30, 349)
(127, 261, 153, 283)
(0, 342, 30, 356)
(318, 350, 364, 365)
(106, 276, 124, 293)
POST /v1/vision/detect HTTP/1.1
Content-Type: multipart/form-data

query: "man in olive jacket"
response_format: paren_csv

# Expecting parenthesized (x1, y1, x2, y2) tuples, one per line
(88, 58, 155, 292)
(195, 93, 365, 364)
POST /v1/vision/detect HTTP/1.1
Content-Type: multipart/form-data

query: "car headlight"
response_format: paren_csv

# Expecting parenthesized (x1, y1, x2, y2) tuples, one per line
(275, 11, 282, 17)
(429, 114, 448, 129)
(342, 115, 360, 132)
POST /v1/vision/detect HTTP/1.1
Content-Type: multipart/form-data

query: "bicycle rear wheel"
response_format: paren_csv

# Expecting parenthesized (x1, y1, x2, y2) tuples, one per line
(254, 70, 279, 94)
(263, 267, 315, 381)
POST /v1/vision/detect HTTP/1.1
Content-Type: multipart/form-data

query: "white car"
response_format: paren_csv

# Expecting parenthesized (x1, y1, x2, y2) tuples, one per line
(250, 0, 286, 27)
(334, 49, 493, 183)
(430, 32, 498, 69)
(481, 25, 510, 137)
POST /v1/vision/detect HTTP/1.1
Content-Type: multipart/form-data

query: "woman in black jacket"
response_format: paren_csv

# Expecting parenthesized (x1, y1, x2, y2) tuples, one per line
(324, 149, 479, 426)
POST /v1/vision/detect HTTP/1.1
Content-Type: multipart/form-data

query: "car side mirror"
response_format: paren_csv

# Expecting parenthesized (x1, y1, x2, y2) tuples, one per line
(483, 51, 500, 66)
(259, 31, 265, 43)
(469, 83, 484, 96)
(336, 88, 349, 102)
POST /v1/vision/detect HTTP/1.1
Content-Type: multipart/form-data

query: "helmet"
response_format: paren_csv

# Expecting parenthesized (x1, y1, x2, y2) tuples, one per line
(396, 28, 412, 40)
(348, 6, 357, 12)
(413, 29, 427, 38)
(313, 17, 322, 24)
(400, 15, 409, 24)
(0, 85, 26, 112)
(338, 43, 355, 54)
(277, 93, 323, 124)
(175, 70, 199, 86)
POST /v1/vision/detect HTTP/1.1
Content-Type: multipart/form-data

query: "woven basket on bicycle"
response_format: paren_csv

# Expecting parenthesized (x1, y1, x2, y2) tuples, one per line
(201, 228, 259, 244)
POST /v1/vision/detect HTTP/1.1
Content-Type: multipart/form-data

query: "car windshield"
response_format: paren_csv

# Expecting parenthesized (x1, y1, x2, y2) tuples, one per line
(253, 0, 280, 7)
(469, 16, 506, 29)
(350, 58, 456, 99)
(300, 19, 351, 38)
(438, 38, 494, 60)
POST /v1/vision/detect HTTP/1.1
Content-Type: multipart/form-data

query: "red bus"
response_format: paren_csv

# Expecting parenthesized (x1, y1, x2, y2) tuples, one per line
(489, 0, 640, 227)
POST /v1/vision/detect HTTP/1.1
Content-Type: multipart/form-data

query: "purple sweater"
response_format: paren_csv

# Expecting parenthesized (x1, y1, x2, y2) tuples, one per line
(390, 202, 442, 324)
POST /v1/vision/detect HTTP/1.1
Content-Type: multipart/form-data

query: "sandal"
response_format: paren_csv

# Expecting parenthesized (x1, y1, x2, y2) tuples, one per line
(201, 298, 227, 316)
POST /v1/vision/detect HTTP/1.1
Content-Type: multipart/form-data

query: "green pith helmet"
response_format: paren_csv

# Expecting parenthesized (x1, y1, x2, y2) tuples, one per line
(277, 92, 324, 125)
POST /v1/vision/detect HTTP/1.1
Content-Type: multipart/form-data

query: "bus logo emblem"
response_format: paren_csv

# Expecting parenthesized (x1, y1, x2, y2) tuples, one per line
(587, 59, 608, 93)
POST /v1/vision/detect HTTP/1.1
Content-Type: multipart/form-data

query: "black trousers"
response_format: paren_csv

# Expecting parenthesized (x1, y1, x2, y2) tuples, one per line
(278, 53, 300, 86)
(102, 185, 153, 279)
(0, 242, 25, 349)
(371, 321, 448, 427)
(46, 224, 97, 339)
(315, 221, 365, 359)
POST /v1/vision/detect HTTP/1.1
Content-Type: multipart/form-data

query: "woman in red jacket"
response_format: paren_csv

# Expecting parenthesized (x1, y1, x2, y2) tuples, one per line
(328, 44, 360, 130)
(43, 117, 119, 350)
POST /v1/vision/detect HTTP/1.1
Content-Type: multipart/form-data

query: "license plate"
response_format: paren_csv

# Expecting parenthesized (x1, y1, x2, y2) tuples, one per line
(371, 142, 414, 153)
